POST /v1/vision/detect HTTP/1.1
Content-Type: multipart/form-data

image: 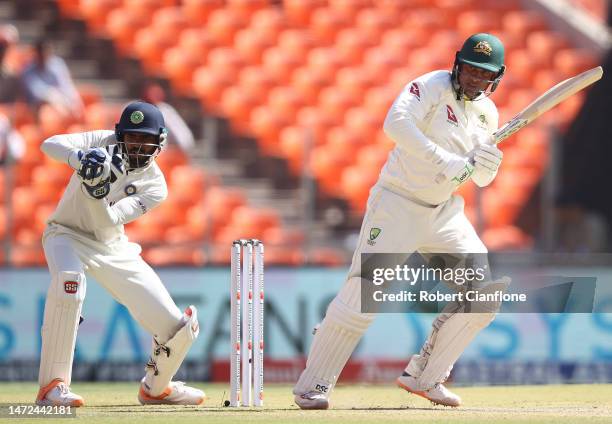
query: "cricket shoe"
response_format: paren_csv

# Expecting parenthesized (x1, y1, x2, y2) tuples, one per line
(396, 373, 461, 407)
(36, 379, 84, 407)
(294, 391, 329, 410)
(138, 380, 205, 405)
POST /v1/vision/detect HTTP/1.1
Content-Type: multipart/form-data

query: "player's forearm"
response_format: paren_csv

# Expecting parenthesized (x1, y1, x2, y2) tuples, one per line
(84, 195, 158, 227)
(383, 114, 454, 170)
(41, 135, 82, 170)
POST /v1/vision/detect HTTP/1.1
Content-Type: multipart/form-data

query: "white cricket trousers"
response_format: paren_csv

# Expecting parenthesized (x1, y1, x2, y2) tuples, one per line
(38, 223, 183, 387)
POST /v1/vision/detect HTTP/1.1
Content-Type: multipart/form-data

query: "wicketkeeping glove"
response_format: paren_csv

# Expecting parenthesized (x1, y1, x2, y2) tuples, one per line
(77, 148, 111, 199)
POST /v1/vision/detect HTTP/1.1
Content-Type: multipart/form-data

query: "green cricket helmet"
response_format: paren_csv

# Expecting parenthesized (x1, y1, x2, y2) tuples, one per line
(452, 33, 506, 98)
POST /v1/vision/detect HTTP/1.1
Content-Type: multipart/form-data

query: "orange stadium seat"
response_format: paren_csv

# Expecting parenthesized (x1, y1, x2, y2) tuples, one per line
(228, 0, 271, 19)
(309, 143, 351, 194)
(344, 107, 381, 140)
(354, 8, 398, 44)
(262, 47, 302, 82)
(234, 30, 275, 65)
(279, 126, 307, 174)
(277, 29, 314, 58)
(296, 107, 336, 145)
(456, 11, 501, 39)
(156, 146, 188, 175)
(163, 46, 203, 94)
(502, 10, 548, 45)
(267, 86, 305, 122)
(292, 69, 327, 106)
(204, 186, 246, 228)
(554, 49, 600, 78)
(182, 0, 224, 26)
(193, 66, 235, 110)
(206, 8, 247, 46)
(249, 8, 286, 43)
(106, 7, 150, 55)
(0, 205, 6, 240)
(220, 87, 259, 133)
(526, 31, 569, 69)
(329, 0, 373, 22)
(482, 225, 533, 251)
(310, 8, 351, 45)
(263, 226, 305, 246)
(80, 0, 122, 33)
(341, 165, 380, 212)
(144, 246, 206, 266)
(239, 66, 276, 99)
(283, 0, 326, 27)
(318, 87, 359, 123)
(10, 245, 46, 267)
(168, 165, 208, 205)
(249, 106, 293, 153)
(308, 247, 346, 266)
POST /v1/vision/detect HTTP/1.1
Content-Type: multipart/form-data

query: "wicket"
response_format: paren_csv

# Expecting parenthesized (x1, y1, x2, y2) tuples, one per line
(230, 239, 264, 407)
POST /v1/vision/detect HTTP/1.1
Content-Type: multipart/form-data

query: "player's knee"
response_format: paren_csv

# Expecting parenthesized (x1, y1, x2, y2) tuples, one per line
(326, 296, 375, 334)
(51, 271, 86, 304)
(467, 312, 496, 331)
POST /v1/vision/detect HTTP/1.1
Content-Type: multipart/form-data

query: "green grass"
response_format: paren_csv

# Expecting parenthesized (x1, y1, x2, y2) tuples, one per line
(1, 382, 611, 423)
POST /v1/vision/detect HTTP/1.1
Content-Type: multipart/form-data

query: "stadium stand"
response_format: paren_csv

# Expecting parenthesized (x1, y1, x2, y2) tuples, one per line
(0, 0, 604, 267)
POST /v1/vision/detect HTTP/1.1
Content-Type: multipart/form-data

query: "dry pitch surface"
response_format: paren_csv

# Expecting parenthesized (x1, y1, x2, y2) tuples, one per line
(0, 382, 611, 423)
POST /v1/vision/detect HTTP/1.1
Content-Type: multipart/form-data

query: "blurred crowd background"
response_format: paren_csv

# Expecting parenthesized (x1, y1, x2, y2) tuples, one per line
(0, 0, 610, 268)
(1, 0, 612, 386)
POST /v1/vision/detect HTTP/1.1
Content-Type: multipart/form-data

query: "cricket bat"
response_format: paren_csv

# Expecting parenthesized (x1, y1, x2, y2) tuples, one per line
(493, 66, 604, 144)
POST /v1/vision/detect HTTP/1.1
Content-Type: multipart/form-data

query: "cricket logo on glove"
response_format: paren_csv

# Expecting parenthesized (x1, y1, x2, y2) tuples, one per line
(451, 164, 474, 185)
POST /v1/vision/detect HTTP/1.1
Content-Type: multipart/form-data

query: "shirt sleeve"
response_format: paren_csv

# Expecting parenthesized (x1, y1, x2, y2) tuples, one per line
(383, 73, 457, 170)
(40, 131, 112, 169)
(83, 179, 168, 227)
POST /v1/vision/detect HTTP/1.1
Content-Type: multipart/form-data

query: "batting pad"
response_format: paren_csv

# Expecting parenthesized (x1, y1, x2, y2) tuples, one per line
(38, 271, 86, 387)
(293, 296, 374, 397)
(143, 305, 199, 396)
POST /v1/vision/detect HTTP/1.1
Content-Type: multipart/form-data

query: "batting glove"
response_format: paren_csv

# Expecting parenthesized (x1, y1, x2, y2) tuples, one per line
(436, 154, 474, 187)
(471, 143, 503, 187)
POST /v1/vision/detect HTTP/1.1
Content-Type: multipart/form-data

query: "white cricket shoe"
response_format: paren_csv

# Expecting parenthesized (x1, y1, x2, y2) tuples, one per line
(294, 391, 329, 410)
(36, 379, 84, 407)
(396, 373, 461, 407)
(138, 380, 205, 405)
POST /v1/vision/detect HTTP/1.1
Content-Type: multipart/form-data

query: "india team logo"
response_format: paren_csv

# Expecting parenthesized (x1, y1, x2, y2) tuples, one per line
(409, 83, 421, 100)
(446, 105, 458, 126)
(130, 110, 144, 124)
(64, 281, 79, 294)
(124, 184, 137, 196)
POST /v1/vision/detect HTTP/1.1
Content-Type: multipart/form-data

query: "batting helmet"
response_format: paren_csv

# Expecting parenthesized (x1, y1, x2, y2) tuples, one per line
(115, 101, 167, 170)
(452, 33, 506, 99)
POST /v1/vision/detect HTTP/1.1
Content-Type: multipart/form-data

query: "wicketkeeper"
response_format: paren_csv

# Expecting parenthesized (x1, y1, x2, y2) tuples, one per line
(36, 101, 204, 407)
(294, 33, 510, 409)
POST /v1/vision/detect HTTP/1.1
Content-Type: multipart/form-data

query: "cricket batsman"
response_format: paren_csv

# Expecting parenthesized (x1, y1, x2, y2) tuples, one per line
(36, 101, 205, 406)
(294, 33, 510, 409)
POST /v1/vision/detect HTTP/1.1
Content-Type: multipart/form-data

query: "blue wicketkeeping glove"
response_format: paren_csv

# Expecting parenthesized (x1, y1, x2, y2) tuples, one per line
(77, 148, 111, 199)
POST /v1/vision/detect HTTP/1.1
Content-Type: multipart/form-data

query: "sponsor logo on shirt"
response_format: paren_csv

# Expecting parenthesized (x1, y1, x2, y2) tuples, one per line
(137, 200, 147, 214)
(64, 281, 79, 294)
(409, 82, 421, 100)
(446, 105, 458, 126)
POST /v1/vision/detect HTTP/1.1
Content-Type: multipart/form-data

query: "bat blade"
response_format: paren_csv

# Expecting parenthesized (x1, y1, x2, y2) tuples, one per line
(494, 66, 603, 144)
